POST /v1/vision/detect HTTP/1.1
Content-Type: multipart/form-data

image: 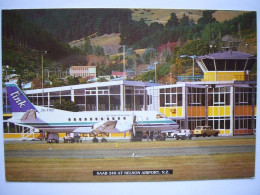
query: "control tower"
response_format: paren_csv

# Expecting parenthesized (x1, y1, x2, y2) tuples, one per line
(196, 51, 256, 81)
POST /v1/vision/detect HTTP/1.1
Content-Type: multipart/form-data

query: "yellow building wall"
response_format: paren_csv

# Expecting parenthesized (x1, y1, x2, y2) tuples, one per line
(204, 72, 246, 81)
(4, 133, 66, 139)
(187, 106, 206, 117)
(160, 107, 183, 117)
(208, 106, 230, 117)
(235, 105, 256, 116)
(4, 132, 130, 139)
(219, 130, 231, 135)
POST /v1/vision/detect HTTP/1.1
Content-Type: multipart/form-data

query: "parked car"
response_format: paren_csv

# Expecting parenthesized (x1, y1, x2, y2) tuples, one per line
(193, 126, 219, 137)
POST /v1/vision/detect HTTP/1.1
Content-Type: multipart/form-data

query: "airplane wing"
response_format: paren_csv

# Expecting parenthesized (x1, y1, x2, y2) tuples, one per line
(73, 127, 93, 133)
(92, 120, 118, 134)
(74, 120, 133, 135)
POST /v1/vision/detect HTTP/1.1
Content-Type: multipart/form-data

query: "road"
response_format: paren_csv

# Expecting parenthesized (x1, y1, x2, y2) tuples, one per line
(5, 144, 255, 159)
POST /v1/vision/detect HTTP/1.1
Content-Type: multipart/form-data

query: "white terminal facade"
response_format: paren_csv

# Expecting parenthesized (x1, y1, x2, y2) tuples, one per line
(21, 51, 257, 136)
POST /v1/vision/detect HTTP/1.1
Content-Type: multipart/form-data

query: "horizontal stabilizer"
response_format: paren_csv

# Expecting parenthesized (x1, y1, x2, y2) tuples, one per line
(21, 109, 37, 120)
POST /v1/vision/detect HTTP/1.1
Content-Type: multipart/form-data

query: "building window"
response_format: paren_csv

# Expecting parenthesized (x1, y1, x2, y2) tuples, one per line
(208, 87, 230, 106)
(187, 87, 205, 106)
(159, 87, 182, 107)
(235, 87, 251, 105)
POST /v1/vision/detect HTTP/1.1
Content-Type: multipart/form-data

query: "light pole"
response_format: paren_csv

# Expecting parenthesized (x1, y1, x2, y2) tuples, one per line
(154, 62, 158, 83)
(122, 45, 126, 80)
(41, 51, 47, 106)
(180, 55, 196, 77)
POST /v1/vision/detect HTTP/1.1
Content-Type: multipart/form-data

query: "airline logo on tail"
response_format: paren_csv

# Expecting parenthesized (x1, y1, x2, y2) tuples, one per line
(6, 84, 37, 112)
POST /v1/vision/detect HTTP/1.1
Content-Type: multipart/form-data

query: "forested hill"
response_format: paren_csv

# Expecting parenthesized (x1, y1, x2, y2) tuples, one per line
(2, 9, 257, 86)
(12, 9, 133, 42)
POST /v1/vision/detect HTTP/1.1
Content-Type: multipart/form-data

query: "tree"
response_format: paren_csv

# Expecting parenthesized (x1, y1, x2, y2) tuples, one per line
(95, 17, 105, 36)
(53, 100, 80, 112)
(174, 40, 208, 76)
(93, 45, 104, 56)
(134, 70, 155, 82)
(66, 76, 80, 85)
(197, 10, 216, 26)
(149, 22, 164, 33)
(80, 38, 93, 55)
(165, 12, 179, 29)
(179, 14, 190, 26)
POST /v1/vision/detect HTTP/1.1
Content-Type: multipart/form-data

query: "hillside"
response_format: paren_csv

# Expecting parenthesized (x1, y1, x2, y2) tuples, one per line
(131, 9, 247, 24)
(90, 33, 121, 55)
(2, 9, 256, 87)
(69, 33, 121, 55)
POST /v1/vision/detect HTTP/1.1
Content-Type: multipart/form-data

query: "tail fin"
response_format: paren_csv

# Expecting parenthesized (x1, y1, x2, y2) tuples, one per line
(5, 84, 37, 112)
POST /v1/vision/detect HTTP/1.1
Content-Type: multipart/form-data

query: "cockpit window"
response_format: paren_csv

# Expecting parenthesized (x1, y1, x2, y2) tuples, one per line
(156, 114, 166, 119)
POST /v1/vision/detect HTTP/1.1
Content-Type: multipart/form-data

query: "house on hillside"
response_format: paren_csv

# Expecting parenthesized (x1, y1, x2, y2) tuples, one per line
(111, 71, 128, 80)
(69, 66, 96, 79)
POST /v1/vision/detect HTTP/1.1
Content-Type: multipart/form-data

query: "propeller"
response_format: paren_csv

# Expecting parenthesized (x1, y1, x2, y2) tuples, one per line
(132, 115, 137, 136)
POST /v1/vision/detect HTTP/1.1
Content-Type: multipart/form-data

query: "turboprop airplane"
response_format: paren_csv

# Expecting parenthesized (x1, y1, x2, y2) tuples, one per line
(5, 84, 179, 142)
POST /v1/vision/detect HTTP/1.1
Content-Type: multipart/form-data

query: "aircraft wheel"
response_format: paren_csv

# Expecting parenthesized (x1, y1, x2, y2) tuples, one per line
(92, 137, 99, 143)
(101, 138, 107, 142)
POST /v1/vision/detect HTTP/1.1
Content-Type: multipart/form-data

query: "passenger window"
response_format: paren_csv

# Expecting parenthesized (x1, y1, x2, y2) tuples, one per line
(118, 117, 120, 120)
(84, 118, 87, 121)
(123, 117, 126, 120)
(107, 117, 109, 120)
(90, 118, 92, 121)
(79, 118, 82, 121)
(101, 117, 103, 121)
(74, 118, 76, 121)
(95, 118, 98, 121)
(68, 118, 71, 121)
(112, 117, 115, 120)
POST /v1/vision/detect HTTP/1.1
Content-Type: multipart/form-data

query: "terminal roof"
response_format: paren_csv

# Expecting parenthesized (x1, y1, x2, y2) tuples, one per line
(196, 51, 256, 60)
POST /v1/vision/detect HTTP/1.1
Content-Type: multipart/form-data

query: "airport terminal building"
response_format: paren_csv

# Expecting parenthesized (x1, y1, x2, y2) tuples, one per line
(3, 51, 257, 137)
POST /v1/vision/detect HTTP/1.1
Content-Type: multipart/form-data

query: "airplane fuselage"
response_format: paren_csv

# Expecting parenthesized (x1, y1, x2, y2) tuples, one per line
(10, 106, 179, 133)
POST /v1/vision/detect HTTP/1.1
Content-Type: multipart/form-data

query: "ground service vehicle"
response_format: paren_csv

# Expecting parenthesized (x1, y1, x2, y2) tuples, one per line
(193, 126, 219, 137)
(64, 133, 83, 143)
(164, 130, 180, 138)
(176, 129, 192, 140)
(47, 133, 59, 143)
